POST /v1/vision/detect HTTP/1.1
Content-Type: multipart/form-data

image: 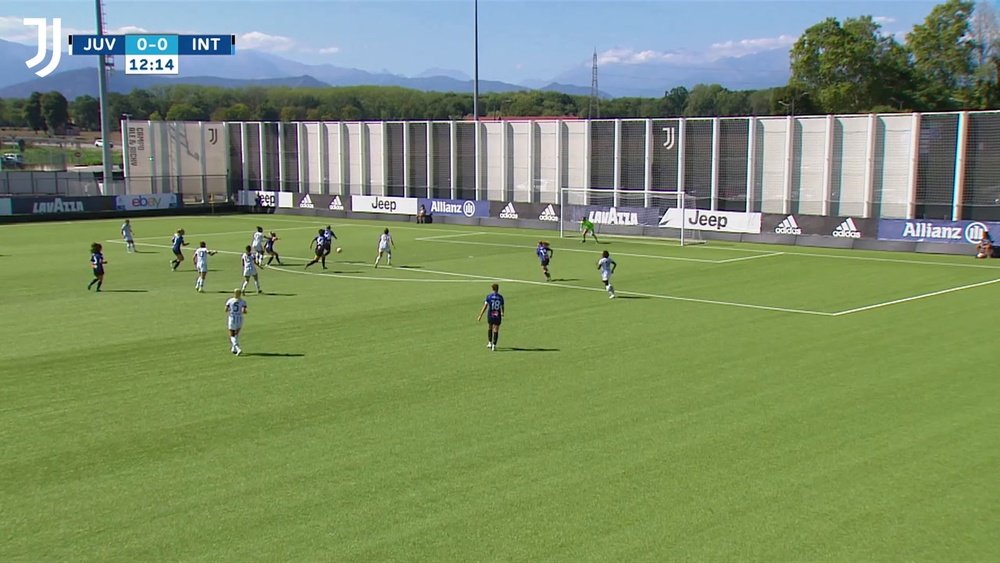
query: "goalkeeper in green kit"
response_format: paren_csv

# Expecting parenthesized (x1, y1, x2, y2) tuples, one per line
(581, 217, 599, 243)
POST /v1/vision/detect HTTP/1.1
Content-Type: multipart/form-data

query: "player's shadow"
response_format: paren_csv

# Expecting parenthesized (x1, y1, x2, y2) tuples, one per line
(241, 352, 305, 358)
(397, 265, 422, 269)
(498, 347, 560, 352)
(100, 289, 149, 293)
(261, 292, 297, 297)
(616, 295, 649, 299)
(132, 250, 157, 254)
(324, 270, 362, 274)
(550, 278, 579, 282)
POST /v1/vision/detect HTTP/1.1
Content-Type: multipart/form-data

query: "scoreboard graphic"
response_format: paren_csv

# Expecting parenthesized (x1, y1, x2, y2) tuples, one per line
(68, 34, 236, 75)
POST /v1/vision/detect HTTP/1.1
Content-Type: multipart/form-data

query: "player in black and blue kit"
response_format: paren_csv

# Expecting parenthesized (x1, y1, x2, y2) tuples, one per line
(305, 229, 328, 269)
(264, 231, 282, 266)
(477, 283, 505, 350)
(536, 240, 553, 281)
(87, 243, 106, 291)
(170, 228, 189, 271)
(322, 225, 337, 256)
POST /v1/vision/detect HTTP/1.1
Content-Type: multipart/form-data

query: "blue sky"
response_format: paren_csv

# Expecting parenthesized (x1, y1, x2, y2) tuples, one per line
(2, 1, 946, 83)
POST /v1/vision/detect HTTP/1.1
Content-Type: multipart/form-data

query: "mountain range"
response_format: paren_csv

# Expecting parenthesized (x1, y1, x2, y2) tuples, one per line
(0, 38, 791, 99)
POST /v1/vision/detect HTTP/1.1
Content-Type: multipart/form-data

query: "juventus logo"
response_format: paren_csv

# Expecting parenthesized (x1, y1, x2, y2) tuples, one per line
(24, 18, 62, 78)
(662, 126, 676, 150)
(208, 128, 219, 145)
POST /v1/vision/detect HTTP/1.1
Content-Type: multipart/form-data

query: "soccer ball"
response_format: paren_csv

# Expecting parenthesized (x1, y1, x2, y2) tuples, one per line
(336, 247, 342, 253)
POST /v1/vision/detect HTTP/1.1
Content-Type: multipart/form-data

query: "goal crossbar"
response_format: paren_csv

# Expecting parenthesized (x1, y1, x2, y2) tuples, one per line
(558, 188, 706, 246)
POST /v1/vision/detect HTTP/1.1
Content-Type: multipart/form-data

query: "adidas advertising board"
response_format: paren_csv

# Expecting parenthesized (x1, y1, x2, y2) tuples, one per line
(489, 202, 561, 222)
(878, 219, 1000, 244)
(498, 202, 519, 219)
(660, 208, 763, 234)
(831, 218, 862, 238)
(417, 198, 490, 218)
(289, 193, 349, 212)
(760, 214, 871, 238)
(773, 215, 802, 235)
(352, 195, 418, 215)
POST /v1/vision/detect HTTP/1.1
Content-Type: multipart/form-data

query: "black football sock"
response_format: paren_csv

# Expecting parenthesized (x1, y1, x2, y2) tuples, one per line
(88, 279, 96, 289)
(487, 328, 492, 343)
(96, 281, 103, 291)
(492, 331, 499, 346)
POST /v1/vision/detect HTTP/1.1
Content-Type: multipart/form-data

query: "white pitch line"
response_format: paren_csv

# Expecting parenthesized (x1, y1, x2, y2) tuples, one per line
(414, 231, 489, 242)
(419, 238, 724, 264)
(716, 252, 785, 264)
(832, 278, 1000, 316)
(130, 225, 320, 241)
(104, 238, 833, 316)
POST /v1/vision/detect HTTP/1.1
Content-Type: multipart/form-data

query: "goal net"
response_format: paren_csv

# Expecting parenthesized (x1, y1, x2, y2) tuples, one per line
(558, 188, 706, 245)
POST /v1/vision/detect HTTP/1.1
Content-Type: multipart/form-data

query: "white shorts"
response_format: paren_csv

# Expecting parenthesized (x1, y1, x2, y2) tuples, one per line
(378, 245, 391, 254)
(196, 264, 208, 273)
(243, 268, 256, 277)
(228, 318, 243, 331)
(252, 244, 263, 253)
(123, 236, 133, 243)
(601, 272, 612, 282)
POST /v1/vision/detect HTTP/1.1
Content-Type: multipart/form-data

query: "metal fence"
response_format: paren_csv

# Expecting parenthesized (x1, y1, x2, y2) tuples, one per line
(117, 111, 1000, 220)
(0, 171, 126, 197)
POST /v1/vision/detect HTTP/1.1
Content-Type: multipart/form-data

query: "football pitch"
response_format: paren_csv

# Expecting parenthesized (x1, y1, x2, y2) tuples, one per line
(2, 213, 999, 560)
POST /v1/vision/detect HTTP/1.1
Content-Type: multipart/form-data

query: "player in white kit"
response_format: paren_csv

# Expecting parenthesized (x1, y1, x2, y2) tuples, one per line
(374, 228, 395, 268)
(251, 226, 266, 265)
(225, 288, 248, 355)
(192, 241, 217, 292)
(121, 219, 135, 253)
(597, 250, 617, 298)
(240, 245, 262, 294)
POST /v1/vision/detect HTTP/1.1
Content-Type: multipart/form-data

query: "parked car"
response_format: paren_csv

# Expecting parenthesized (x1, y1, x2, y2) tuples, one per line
(1, 153, 24, 168)
(94, 139, 113, 148)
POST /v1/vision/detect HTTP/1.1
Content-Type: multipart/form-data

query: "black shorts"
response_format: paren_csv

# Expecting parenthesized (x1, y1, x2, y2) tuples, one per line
(173, 250, 183, 258)
(314, 247, 325, 257)
(93, 268, 104, 277)
(487, 316, 502, 326)
(540, 258, 550, 267)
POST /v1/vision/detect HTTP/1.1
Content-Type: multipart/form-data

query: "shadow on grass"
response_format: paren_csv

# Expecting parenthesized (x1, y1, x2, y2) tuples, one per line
(241, 352, 305, 358)
(615, 295, 649, 300)
(258, 292, 297, 297)
(550, 278, 580, 282)
(498, 347, 560, 352)
(99, 289, 149, 293)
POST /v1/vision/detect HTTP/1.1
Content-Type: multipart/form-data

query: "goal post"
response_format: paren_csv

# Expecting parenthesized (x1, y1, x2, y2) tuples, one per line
(558, 188, 706, 245)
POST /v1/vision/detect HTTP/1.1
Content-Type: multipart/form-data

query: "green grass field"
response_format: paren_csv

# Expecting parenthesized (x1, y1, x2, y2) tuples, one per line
(3, 213, 999, 561)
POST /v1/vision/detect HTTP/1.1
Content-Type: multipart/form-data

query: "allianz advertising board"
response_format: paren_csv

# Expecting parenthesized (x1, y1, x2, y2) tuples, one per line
(878, 219, 1000, 244)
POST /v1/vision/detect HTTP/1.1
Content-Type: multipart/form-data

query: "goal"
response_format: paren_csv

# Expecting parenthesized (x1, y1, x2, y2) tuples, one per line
(558, 188, 706, 245)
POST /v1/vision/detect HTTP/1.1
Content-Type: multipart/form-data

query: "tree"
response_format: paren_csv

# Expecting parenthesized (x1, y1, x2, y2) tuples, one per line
(907, 0, 976, 109)
(40, 91, 69, 133)
(684, 84, 725, 116)
(660, 86, 689, 116)
(790, 16, 911, 113)
(23, 92, 45, 132)
(71, 95, 101, 130)
(164, 102, 202, 121)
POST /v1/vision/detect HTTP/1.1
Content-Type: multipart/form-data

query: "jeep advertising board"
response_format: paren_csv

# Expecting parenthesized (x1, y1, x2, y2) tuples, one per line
(351, 195, 418, 215)
(659, 208, 762, 234)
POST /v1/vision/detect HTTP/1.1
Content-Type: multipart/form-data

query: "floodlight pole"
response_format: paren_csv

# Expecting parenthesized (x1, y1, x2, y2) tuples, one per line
(95, 0, 113, 194)
(473, 0, 479, 122)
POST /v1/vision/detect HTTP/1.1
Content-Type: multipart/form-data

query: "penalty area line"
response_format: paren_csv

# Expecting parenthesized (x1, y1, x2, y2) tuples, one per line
(831, 277, 1000, 316)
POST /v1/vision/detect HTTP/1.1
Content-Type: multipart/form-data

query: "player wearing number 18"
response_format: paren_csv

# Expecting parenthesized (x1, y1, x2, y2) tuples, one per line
(477, 283, 505, 351)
